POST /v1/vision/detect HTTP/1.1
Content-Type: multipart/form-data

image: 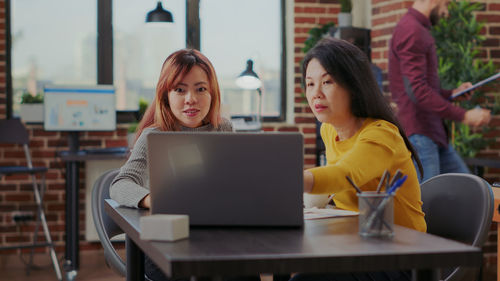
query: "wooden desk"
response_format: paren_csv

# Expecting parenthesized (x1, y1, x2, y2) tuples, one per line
(493, 187, 500, 281)
(105, 200, 482, 281)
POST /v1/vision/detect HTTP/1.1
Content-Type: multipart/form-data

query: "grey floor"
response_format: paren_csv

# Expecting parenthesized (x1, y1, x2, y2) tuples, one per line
(0, 249, 125, 281)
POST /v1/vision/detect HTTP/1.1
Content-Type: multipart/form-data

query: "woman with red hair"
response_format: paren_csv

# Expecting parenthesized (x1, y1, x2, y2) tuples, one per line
(110, 49, 235, 281)
(111, 48, 232, 210)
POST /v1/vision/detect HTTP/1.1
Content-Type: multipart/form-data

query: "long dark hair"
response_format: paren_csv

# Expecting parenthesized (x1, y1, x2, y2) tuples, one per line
(302, 37, 423, 176)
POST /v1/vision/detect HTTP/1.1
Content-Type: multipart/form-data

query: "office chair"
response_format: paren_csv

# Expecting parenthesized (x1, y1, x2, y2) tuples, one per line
(91, 168, 127, 276)
(421, 173, 493, 281)
(0, 118, 62, 281)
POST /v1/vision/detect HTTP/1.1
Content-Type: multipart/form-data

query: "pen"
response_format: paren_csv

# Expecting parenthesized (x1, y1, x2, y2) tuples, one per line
(345, 175, 362, 193)
(387, 175, 408, 195)
(376, 170, 388, 193)
(385, 171, 391, 191)
(389, 169, 402, 187)
(326, 194, 335, 207)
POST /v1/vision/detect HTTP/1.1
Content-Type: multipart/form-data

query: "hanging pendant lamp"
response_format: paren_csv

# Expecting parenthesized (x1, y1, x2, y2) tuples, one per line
(146, 1, 174, 23)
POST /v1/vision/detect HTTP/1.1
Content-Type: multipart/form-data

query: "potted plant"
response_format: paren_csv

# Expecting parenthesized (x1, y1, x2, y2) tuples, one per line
(302, 22, 336, 54)
(338, 0, 352, 27)
(19, 91, 44, 123)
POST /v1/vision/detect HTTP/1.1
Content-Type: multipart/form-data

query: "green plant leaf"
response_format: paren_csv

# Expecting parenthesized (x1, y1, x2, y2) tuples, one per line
(302, 22, 336, 54)
(20, 92, 44, 104)
(432, 0, 497, 158)
(339, 0, 352, 13)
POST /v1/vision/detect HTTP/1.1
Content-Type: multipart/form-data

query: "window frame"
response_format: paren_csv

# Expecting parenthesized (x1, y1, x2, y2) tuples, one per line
(6, 0, 12, 119)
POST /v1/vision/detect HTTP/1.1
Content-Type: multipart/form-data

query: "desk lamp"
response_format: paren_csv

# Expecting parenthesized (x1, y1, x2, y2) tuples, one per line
(236, 59, 263, 127)
(146, 1, 174, 23)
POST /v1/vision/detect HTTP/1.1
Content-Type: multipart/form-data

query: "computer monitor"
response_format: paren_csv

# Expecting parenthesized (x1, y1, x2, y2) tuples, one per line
(43, 85, 116, 131)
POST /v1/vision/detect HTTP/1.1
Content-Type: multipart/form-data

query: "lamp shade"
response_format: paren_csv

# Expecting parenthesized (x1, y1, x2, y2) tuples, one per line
(146, 2, 174, 23)
(236, 60, 262, 90)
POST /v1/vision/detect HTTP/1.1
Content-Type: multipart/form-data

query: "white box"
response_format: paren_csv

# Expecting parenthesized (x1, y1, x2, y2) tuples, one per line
(140, 214, 189, 241)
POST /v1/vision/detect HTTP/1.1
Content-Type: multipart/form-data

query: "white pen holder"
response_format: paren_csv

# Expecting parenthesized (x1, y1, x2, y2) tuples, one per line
(357, 192, 394, 239)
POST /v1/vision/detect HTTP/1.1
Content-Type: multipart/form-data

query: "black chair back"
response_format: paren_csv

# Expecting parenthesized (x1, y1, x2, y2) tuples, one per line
(421, 173, 493, 281)
(0, 118, 30, 145)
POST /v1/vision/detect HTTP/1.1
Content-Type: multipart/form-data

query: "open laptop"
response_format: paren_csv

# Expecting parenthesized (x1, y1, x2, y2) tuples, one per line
(147, 132, 304, 227)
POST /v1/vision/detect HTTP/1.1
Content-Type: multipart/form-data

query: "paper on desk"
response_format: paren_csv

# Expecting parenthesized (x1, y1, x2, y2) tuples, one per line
(304, 207, 359, 220)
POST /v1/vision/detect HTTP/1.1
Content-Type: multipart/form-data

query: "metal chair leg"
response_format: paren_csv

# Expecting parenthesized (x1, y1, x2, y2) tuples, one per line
(27, 174, 44, 276)
(31, 173, 63, 281)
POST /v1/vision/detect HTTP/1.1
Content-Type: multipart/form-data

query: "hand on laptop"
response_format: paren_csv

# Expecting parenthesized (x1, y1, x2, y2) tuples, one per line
(139, 194, 151, 209)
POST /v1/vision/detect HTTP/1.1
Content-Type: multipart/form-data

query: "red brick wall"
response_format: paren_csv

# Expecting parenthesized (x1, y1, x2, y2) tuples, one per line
(0, 125, 129, 253)
(476, 1, 500, 170)
(371, 0, 413, 94)
(474, 1, 500, 275)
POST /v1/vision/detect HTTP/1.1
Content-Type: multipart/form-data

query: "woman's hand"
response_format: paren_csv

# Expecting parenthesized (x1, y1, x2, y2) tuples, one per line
(303, 170, 314, 193)
(139, 194, 151, 209)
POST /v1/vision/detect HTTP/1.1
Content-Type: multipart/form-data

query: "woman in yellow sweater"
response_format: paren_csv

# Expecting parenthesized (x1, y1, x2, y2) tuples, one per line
(303, 37, 426, 233)
(294, 38, 426, 281)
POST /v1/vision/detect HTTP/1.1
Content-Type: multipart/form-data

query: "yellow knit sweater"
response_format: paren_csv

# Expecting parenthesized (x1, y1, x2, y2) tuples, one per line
(308, 118, 426, 232)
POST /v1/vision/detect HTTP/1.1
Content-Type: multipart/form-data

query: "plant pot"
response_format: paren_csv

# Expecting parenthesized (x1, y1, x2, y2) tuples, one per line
(338, 12, 352, 27)
(20, 104, 44, 123)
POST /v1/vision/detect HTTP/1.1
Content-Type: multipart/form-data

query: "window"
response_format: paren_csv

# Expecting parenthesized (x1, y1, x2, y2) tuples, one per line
(11, 0, 96, 115)
(113, 0, 186, 110)
(9, 0, 286, 122)
(200, 0, 285, 121)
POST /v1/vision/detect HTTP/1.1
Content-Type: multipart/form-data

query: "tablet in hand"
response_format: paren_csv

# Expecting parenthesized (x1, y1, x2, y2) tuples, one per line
(450, 72, 500, 100)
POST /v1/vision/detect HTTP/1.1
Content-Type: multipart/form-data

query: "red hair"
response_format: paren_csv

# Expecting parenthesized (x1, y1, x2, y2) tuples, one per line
(135, 49, 222, 141)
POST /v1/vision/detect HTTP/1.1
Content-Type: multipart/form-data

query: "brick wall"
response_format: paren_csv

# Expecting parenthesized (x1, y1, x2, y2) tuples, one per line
(0, 125, 129, 254)
(475, 1, 500, 275)
(371, 0, 500, 276)
(371, 0, 412, 94)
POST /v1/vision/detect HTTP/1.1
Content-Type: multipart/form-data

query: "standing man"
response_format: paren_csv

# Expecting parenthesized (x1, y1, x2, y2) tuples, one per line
(389, 0, 491, 182)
